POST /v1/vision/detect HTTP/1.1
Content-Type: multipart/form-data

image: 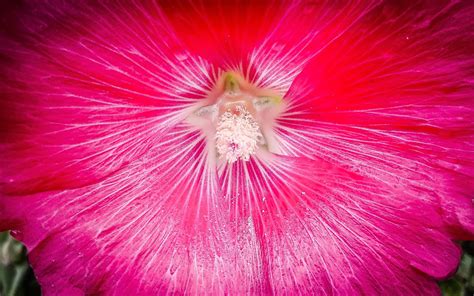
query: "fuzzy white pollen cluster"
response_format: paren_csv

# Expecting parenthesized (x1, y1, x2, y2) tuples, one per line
(215, 107, 263, 163)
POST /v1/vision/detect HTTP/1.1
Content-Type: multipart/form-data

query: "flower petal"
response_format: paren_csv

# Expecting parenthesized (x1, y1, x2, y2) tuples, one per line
(278, 0, 474, 238)
(162, 1, 382, 94)
(248, 1, 381, 94)
(2, 124, 269, 294)
(0, 1, 214, 194)
(160, 1, 290, 71)
(218, 155, 461, 294)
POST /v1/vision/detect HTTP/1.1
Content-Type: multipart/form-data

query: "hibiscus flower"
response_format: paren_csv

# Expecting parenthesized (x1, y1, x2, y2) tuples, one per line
(0, 1, 473, 295)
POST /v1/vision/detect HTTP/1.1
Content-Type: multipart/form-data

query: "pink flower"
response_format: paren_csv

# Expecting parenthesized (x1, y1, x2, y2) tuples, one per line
(1, 1, 473, 295)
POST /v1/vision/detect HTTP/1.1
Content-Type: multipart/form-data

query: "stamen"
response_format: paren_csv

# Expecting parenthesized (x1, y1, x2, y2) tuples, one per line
(215, 106, 263, 163)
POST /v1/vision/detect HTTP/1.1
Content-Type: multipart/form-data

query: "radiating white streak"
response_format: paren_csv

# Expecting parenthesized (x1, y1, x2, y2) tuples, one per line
(278, 97, 471, 154)
(43, 117, 163, 151)
(250, 1, 383, 96)
(42, 124, 202, 217)
(41, 125, 218, 291)
(174, 140, 208, 220)
(146, 135, 203, 175)
(23, 5, 214, 108)
(247, 159, 286, 236)
(274, 118, 443, 194)
(118, 207, 175, 287)
(38, 112, 175, 135)
(279, 116, 459, 152)
(255, 157, 338, 292)
(77, 39, 209, 99)
(44, 47, 199, 104)
(273, 158, 379, 285)
(328, 182, 419, 284)
(250, 32, 319, 92)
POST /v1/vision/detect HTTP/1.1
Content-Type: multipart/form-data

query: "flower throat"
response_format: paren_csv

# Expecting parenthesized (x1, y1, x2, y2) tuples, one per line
(189, 72, 284, 163)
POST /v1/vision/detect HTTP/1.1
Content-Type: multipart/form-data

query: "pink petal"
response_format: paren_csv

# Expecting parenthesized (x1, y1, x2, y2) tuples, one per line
(1, 1, 214, 194)
(278, 1, 474, 238)
(248, 1, 380, 93)
(219, 155, 461, 294)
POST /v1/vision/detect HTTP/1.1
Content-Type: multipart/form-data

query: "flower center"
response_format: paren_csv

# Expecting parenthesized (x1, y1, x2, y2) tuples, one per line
(189, 72, 284, 163)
